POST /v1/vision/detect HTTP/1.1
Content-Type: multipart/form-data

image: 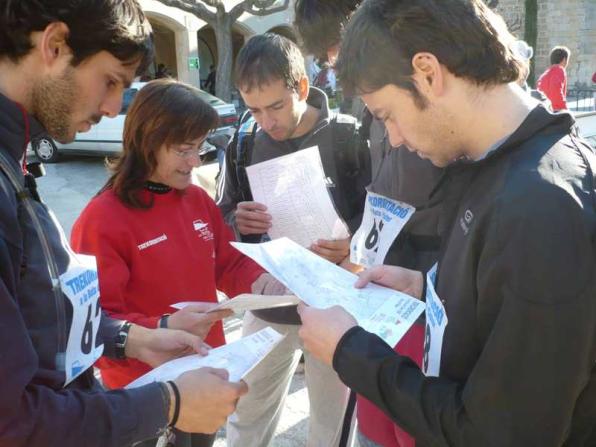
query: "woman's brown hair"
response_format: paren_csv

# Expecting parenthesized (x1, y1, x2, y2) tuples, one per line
(103, 79, 219, 208)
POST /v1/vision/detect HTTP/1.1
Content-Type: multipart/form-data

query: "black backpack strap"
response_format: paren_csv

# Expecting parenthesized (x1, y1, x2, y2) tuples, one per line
(331, 113, 371, 182)
(234, 113, 258, 202)
(0, 149, 68, 368)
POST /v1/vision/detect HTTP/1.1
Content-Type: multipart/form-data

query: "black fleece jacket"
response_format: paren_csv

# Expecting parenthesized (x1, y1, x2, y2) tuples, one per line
(334, 106, 596, 446)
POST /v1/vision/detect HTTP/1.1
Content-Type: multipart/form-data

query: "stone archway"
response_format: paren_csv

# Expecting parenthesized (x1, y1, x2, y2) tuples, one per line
(197, 25, 249, 89)
(147, 17, 179, 79)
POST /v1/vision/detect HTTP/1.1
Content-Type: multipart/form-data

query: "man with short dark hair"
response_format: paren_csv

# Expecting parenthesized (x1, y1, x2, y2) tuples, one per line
(294, 2, 443, 446)
(537, 46, 571, 111)
(0, 2, 247, 446)
(216, 33, 369, 447)
(298, 0, 596, 445)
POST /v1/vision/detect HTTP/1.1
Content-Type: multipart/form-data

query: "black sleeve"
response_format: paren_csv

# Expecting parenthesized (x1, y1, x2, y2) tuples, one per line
(333, 182, 596, 446)
(344, 125, 370, 233)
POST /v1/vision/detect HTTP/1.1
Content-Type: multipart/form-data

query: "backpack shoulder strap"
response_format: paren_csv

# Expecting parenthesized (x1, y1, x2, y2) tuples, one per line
(331, 112, 369, 174)
(0, 148, 68, 364)
(233, 112, 258, 202)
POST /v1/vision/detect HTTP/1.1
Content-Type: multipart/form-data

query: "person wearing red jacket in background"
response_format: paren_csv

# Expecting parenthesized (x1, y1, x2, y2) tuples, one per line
(537, 46, 570, 111)
(71, 79, 284, 447)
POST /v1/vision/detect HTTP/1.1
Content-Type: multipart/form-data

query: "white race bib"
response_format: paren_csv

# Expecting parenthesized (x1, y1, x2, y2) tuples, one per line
(350, 192, 415, 267)
(422, 263, 447, 377)
(59, 254, 103, 386)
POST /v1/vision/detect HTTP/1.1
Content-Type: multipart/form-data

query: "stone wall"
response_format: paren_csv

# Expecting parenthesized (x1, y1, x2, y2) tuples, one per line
(493, 0, 526, 38)
(535, 0, 595, 88)
(492, 0, 595, 87)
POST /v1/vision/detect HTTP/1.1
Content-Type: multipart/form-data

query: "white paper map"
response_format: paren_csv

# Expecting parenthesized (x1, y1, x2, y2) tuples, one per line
(232, 238, 426, 347)
(126, 327, 284, 388)
(246, 146, 349, 247)
(171, 294, 300, 313)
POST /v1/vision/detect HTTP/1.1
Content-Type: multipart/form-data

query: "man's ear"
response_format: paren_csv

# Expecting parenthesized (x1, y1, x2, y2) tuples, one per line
(38, 22, 71, 68)
(297, 76, 310, 101)
(411, 52, 444, 98)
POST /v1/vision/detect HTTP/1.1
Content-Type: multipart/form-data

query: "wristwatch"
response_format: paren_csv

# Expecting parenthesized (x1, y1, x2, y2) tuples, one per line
(159, 314, 170, 329)
(115, 321, 132, 359)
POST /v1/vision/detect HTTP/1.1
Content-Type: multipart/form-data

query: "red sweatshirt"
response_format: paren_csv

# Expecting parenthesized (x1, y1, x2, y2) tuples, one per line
(71, 186, 264, 388)
(357, 323, 425, 447)
(537, 65, 568, 111)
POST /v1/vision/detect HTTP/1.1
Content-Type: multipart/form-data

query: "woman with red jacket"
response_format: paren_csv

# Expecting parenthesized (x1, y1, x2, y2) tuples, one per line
(71, 79, 281, 447)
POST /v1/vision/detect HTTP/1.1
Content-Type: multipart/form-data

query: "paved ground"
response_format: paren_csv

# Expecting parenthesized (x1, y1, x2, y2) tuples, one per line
(34, 153, 314, 447)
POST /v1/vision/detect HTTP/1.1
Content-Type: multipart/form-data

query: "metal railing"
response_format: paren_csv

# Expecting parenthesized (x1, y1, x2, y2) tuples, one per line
(567, 89, 596, 112)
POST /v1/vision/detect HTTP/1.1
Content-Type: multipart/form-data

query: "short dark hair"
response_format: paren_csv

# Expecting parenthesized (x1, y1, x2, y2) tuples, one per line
(234, 33, 306, 93)
(550, 46, 570, 65)
(293, 0, 360, 59)
(104, 80, 219, 208)
(0, 0, 153, 75)
(336, 0, 523, 103)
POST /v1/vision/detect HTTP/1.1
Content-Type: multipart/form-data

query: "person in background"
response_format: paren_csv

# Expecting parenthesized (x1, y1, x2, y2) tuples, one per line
(511, 40, 549, 104)
(155, 62, 172, 79)
(71, 79, 285, 447)
(205, 64, 216, 95)
(0, 1, 248, 446)
(537, 46, 570, 111)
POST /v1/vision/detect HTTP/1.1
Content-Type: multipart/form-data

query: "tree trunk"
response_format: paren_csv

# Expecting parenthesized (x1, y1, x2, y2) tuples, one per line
(214, 15, 234, 102)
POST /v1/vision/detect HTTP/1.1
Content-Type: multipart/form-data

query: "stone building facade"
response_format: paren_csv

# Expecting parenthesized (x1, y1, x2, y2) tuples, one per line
(494, 0, 595, 88)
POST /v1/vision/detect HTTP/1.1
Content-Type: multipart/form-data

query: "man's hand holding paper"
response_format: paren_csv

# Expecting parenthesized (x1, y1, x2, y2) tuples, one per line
(235, 201, 272, 235)
(310, 237, 351, 264)
(297, 303, 358, 366)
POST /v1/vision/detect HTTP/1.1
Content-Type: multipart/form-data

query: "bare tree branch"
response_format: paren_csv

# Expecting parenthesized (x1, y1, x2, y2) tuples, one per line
(245, 0, 290, 16)
(230, 0, 251, 21)
(156, 0, 217, 25)
(230, 0, 289, 21)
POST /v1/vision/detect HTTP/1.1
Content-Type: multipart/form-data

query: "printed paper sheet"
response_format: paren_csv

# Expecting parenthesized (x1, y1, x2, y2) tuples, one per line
(126, 327, 284, 388)
(246, 146, 349, 247)
(232, 238, 425, 347)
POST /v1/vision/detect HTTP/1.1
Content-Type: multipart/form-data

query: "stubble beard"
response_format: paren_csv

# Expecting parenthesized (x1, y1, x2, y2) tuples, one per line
(31, 66, 77, 144)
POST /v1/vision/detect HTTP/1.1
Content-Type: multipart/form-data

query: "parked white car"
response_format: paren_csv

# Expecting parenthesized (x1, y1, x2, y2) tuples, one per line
(31, 82, 238, 163)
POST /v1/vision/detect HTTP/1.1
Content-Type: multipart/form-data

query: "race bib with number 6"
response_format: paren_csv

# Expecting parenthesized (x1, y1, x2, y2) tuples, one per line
(351, 191, 415, 267)
(59, 254, 104, 386)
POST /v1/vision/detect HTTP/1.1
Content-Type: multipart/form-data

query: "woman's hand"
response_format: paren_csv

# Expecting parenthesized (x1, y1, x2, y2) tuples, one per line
(167, 303, 233, 339)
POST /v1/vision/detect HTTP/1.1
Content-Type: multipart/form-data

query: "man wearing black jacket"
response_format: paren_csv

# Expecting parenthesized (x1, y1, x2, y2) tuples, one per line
(0, 2, 246, 446)
(298, 0, 596, 445)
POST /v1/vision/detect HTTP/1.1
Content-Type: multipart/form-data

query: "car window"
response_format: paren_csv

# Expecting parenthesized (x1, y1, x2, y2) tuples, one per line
(120, 89, 138, 115)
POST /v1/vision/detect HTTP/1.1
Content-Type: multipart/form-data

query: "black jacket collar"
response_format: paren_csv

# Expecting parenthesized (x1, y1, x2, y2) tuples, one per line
(0, 92, 47, 163)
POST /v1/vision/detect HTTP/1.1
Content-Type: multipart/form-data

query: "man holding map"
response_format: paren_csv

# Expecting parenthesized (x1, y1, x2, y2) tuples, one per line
(216, 33, 370, 446)
(297, 0, 596, 445)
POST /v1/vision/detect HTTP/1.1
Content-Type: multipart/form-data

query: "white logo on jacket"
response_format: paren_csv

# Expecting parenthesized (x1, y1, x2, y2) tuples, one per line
(193, 219, 213, 241)
(459, 209, 474, 236)
(137, 234, 168, 251)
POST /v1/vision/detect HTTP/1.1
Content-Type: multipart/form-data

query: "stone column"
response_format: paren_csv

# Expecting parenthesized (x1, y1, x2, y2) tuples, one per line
(175, 16, 201, 88)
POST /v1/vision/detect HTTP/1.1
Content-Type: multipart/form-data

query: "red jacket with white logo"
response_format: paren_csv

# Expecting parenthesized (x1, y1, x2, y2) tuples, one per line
(71, 186, 264, 388)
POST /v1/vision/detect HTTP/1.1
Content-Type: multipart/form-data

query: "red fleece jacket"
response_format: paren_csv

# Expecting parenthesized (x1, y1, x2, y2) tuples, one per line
(71, 186, 264, 388)
(357, 323, 425, 447)
(537, 65, 568, 111)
